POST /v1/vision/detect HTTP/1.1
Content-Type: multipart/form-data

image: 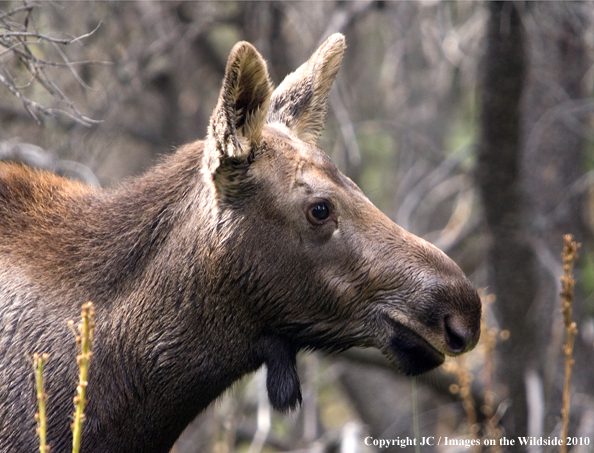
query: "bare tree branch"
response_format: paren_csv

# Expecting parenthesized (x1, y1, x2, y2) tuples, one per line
(0, 3, 104, 126)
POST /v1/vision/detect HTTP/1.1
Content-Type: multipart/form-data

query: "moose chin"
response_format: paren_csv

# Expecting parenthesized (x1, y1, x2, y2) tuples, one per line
(0, 33, 481, 453)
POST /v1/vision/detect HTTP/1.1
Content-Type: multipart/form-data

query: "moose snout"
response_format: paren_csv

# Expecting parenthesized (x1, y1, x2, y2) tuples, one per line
(443, 314, 479, 355)
(420, 279, 482, 356)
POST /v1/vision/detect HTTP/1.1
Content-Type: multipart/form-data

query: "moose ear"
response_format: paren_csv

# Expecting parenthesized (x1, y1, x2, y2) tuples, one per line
(207, 42, 273, 162)
(267, 33, 346, 146)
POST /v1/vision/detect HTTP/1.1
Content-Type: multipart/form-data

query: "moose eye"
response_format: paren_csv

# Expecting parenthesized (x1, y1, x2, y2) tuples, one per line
(306, 199, 333, 225)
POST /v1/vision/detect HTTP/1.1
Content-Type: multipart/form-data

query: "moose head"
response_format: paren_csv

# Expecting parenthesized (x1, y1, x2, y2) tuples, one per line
(0, 34, 480, 453)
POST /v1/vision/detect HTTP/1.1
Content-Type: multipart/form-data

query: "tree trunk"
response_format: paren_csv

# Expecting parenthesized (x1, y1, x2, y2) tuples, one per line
(520, 1, 593, 436)
(477, 1, 535, 443)
(478, 1, 592, 445)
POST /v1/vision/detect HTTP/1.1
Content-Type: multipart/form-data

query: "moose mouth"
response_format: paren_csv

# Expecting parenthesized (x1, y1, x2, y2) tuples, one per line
(383, 317, 445, 376)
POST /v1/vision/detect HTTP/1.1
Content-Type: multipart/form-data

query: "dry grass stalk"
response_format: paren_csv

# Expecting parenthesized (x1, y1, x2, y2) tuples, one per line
(559, 235, 579, 453)
(478, 291, 505, 453)
(69, 302, 96, 453)
(443, 355, 478, 450)
(34, 352, 50, 453)
(458, 356, 478, 435)
(443, 290, 509, 452)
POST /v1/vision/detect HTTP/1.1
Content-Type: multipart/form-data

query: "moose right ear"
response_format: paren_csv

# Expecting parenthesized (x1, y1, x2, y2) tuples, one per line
(206, 42, 273, 171)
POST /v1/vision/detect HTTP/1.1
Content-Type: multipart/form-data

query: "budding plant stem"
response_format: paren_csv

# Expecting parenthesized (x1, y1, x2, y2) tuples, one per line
(34, 353, 50, 453)
(70, 302, 95, 453)
(559, 235, 579, 453)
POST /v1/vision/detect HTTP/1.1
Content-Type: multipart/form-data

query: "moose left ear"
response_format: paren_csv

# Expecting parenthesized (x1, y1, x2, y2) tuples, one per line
(267, 33, 346, 145)
(207, 41, 273, 162)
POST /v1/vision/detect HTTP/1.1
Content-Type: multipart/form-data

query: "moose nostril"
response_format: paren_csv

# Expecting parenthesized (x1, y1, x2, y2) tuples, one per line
(444, 316, 467, 354)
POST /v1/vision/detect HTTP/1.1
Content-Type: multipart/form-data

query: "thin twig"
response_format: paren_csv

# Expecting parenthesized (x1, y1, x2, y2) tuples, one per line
(2, 42, 111, 68)
(1, 30, 92, 45)
(0, 4, 34, 22)
(51, 41, 94, 91)
(559, 234, 579, 453)
(0, 72, 101, 126)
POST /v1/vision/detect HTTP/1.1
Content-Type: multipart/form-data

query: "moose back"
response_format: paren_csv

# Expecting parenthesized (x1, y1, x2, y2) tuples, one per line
(0, 34, 481, 453)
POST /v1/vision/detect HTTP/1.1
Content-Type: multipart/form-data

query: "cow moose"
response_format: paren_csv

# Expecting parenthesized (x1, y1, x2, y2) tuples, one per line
(0, 34, 481, 452)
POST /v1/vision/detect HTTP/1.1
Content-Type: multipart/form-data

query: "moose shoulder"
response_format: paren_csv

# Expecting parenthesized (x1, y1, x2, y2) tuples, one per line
(0, 34, 481, 453)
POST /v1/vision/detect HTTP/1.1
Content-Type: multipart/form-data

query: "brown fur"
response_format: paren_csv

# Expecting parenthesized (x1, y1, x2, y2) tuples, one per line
(0, 34, 480, 453)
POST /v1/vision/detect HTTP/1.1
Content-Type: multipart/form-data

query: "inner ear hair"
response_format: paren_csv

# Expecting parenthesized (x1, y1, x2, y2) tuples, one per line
(208, 42, 273, 161)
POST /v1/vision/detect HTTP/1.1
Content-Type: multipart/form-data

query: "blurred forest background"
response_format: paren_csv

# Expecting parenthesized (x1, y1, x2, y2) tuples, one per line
(2, 1, 594, 452)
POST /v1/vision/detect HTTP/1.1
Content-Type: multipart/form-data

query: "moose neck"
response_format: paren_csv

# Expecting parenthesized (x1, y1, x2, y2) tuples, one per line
(62, 144, 266, 452)
(2, 142, 296, 452)
(68, 146, 208, 298)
